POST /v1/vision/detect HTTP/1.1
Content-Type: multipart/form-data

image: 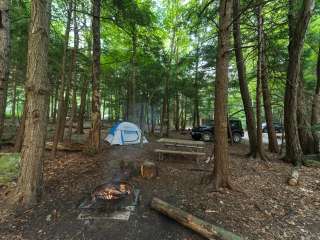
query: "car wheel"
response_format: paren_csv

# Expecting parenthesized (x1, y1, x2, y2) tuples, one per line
(202, 132, 213, 142)
(232, 132, 242, 144)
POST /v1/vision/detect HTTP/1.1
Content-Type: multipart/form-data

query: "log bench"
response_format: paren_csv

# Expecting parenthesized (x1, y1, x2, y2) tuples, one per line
(154, 149, 205, 161)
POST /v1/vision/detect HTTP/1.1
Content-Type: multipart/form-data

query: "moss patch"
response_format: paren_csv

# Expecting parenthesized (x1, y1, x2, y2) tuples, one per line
(0, 153, 20, 184)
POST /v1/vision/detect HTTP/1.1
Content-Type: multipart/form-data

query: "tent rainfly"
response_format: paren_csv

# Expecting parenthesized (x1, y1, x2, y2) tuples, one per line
(105, 122, 148, 145)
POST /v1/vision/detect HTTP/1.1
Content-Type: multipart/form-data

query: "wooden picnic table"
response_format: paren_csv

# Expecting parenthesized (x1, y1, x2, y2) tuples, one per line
(155, 138, 206, 161)
(157, 138, 205, 146)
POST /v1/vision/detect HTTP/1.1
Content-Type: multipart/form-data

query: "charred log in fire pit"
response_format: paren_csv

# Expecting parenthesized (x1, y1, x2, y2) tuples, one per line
(92, 181, 133, 201)
(79, 180, 135, 211)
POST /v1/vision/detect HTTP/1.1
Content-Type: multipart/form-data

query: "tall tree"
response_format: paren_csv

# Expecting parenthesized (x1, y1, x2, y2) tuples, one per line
(77, 34, 91, 134)
(256, 5, 268, 161)
(0, 0, 10, 141)
(212, 0, 233, 189)
(67, 2, 79, 142)
(52, 0, 73, 156)
(88, 0, 101, 152)
(311, 44, 320, 153)
(232, 0, 257, 157)
(260, 8, 279, 153)
(284, 0, 314, 165)
(297, 74, 314, 154)
(16, 0, 50, 207)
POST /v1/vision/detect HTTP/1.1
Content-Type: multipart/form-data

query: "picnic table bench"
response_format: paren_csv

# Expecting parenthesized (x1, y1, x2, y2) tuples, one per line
(155, 138, 206, 161)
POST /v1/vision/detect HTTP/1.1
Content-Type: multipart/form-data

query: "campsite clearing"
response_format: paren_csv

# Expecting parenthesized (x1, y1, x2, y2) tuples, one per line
(0, 134, 319, 240)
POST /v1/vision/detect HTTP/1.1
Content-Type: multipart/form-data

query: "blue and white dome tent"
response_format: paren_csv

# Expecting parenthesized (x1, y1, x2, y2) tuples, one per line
(105, 121, 148, 145)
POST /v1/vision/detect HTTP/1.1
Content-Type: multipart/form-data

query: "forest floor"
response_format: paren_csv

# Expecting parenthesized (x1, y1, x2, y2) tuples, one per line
(0, 128, 320, 240)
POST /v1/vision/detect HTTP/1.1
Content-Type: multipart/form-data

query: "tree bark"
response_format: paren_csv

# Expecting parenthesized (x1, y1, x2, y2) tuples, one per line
(14, 101, 26, 152)
(284, 0, 314, 166)
(212, 0, 233, 189)
(193, 42, 200, 128)
(127, 30, 137, 123)
(52, 81, 58, 123)
(0, 0, 10, 141)
(256, 6, 268, 161)
(67, 3, 79, 142)
(260, 14, 279, 153)
(311, 45, 320, 153)
(88, 0, 101, 153)
(12, 70, 17, 121)
(174, 93, 180, 131)
(51, 0, 72, 156)
(232, 0, 257, 157)
(16, 0, 50, 207)
(297, 74, 315, 154)
(77, 38, 91, 134)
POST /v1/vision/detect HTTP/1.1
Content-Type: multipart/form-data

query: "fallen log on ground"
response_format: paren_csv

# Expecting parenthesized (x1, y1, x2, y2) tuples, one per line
(288, 167, 299, 186)
(45, 142, 86, 152)
(303, 159, 320, 168)
(150, 197, 243, 240)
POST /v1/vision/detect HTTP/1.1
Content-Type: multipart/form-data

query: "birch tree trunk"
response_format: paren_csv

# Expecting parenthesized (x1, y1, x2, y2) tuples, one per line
(16, 0, 50, 207)
(0, 0, 10, 140)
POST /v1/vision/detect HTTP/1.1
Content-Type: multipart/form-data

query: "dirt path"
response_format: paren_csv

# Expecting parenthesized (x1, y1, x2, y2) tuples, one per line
(0, 135, 320, 240)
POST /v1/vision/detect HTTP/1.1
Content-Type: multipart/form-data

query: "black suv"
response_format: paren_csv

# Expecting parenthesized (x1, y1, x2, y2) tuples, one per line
(191, 119, 244, 143)
(262, 122, 283, 133)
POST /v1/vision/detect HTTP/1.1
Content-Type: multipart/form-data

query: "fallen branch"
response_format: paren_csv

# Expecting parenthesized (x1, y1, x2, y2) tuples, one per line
(150, 197, 243, 240)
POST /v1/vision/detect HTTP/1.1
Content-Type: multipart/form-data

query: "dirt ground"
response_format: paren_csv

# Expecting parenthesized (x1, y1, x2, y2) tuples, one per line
(0, 131, 320, 240)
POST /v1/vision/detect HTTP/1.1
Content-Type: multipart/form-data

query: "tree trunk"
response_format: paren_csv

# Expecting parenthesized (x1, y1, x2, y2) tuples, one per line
(16, 0, 50, 207)
(174, 93, 180, 131)
(88, 0, 101, 153)
(14, 101, 26, 152)
(127, 30, 137, 123)
(77, 38, 91, 134)
(51, 0, 72, 156)
(0, 0, 10, 140)
(284, 0, 314, 166)
(67, 3, 79, 142)
(12, 71, 17, 121)
(311, 45, 320, 153)
(260, 13, 279, 153)
(297, 74, 315, 154)
(212, 0, 233, 189)
(52, 82, 58, 123)
(232, 0, 257, 157)
(193, 41, 200, 128)
(151, 103, 155, 134)
(256, 6, 268, 161)
(161, 25, 176, 137)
